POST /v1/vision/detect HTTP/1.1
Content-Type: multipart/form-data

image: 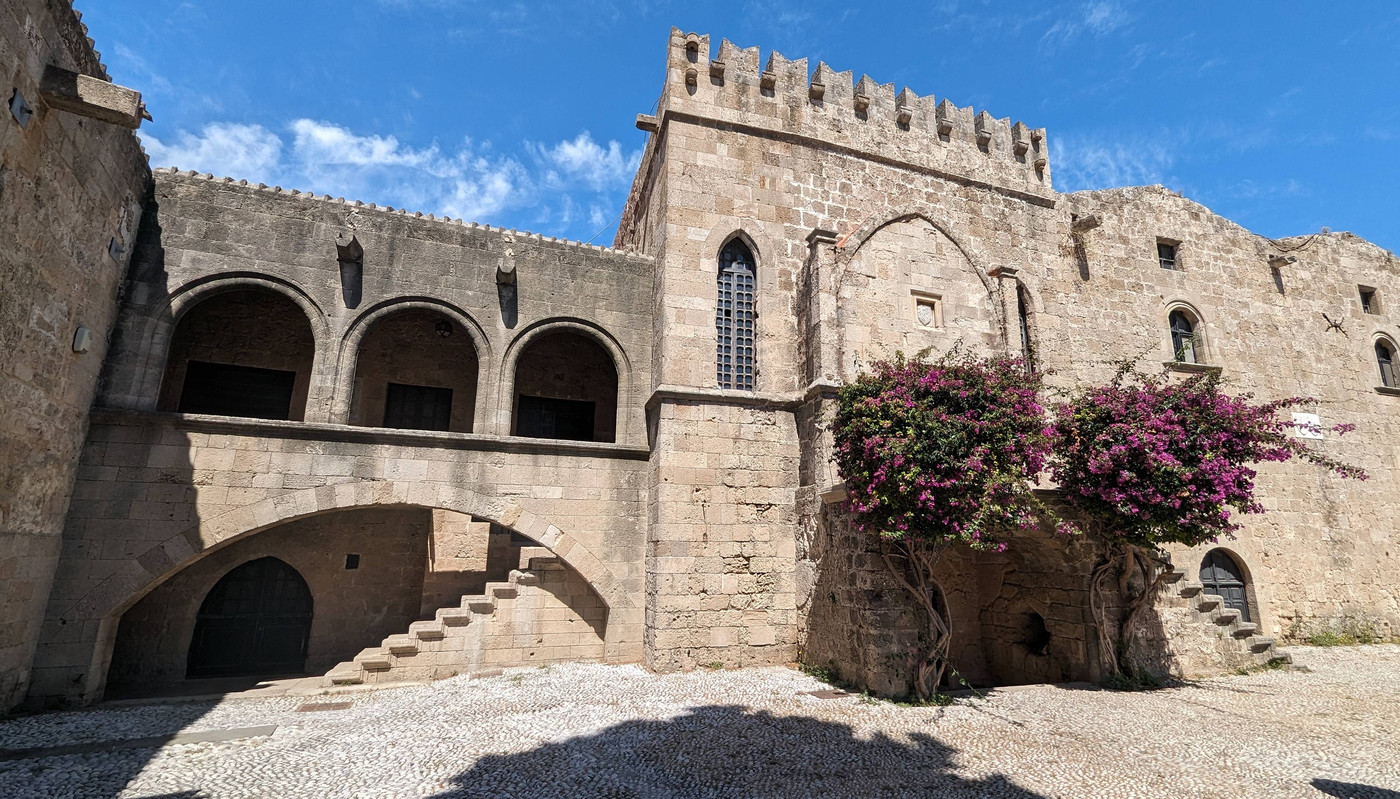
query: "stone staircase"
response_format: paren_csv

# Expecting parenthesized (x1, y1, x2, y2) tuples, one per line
(322, 550, 606, 686)
(1144, 565, 1291, 677)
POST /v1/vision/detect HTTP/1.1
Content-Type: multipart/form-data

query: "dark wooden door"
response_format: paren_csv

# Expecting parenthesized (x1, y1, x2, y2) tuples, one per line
(179, 361, 297, 420)
(187, 557, 313, 678)
(1200, 549, 1250, 623)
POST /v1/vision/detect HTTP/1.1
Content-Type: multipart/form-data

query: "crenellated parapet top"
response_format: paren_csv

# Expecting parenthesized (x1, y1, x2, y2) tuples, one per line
(151, 167, 652, 261)
(656, 30, 1053, 200)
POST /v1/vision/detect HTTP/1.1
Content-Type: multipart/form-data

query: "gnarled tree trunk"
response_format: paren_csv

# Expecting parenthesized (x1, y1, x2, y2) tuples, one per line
(879, 538, 952, 702)
(1089, 542, 1172, 677)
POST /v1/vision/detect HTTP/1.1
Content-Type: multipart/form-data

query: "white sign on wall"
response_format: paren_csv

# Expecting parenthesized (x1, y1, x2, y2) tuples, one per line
(1292, 412, 1324, 440)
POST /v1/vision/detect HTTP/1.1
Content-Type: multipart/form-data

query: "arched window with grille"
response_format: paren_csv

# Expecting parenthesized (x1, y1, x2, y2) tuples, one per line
(1169, 309, 1201, 364)
(716, 238, 757, 390)
(1376, 339, 1398, 387)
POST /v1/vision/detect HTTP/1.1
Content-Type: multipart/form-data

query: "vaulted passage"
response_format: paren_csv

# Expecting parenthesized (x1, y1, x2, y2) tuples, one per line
(158, 289, 316, 420)
(512, 331, 618, 442)
(351, 310, 480, 432)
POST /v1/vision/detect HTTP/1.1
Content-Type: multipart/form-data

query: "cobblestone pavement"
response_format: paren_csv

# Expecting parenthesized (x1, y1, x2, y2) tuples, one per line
(0, 644, 1396, 799)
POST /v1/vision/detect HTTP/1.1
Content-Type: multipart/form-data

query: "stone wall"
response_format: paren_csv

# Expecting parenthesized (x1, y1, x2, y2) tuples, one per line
(108, 507, 432, 688)
(645, 398, 800, 670)
(29, 411, 649, 707)
(0, 0, 149, 709)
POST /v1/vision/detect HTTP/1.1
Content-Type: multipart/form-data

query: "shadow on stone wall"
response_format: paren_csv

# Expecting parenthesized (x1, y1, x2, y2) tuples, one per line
(425, 703, 1050, 798)
(800, 500, 1183, 697)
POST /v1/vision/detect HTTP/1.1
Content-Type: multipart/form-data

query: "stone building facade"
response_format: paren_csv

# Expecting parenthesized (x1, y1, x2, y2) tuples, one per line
(2, 9, 1398, 709)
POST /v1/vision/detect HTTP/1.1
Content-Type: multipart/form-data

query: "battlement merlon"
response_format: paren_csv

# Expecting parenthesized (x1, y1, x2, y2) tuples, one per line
(652, 29, 1053, 202)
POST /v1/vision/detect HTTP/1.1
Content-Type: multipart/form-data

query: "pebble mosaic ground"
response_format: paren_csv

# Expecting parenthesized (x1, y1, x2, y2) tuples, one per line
(0, 644, 1396, 799)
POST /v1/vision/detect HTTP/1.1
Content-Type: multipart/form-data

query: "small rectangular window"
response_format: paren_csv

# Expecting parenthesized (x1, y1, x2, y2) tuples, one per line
(1360, 286, 1379, 315)
(1157, 240, 1179, 270)
(344, 554, 360, 570)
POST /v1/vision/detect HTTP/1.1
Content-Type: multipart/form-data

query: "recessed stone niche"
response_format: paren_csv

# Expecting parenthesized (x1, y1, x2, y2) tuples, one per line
(912, 290, 943, 328)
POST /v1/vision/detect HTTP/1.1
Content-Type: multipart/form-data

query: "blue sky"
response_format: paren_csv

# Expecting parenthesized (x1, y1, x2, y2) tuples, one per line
(80, 1, 1400, 250)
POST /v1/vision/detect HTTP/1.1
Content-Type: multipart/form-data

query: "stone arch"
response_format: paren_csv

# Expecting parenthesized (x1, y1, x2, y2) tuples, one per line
(127, 273, 332, 417)
(835, 209, 1000, 312)
(496, 318, 633, 443)
(831, 209, 1003, 374)
(331, 297, 494, 429)
(58, 481, 635, 701)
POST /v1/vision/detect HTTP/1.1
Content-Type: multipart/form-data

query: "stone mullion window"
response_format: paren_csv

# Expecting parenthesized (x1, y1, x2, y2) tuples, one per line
(716, 240, 756, 391)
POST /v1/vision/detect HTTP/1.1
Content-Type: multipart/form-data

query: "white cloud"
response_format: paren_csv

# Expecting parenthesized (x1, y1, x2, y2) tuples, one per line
(531, 132, 639, 191)
(1041, 0, 1130, 50)
(1052, 135, 1175, 190)
(137, 119, 638, 237)
(141, 122, 283, 185)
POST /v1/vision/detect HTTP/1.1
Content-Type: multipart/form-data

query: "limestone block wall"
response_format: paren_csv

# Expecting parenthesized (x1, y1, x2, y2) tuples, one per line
(28, 411, 648, 707)
(420, 513, 519, 615)
(1049, 189, 1400, 640)
(0, 0, 150, 709)
(107, 507, 432, 689)
(646, 397, 800, 670)
(100, 170, 654, 447)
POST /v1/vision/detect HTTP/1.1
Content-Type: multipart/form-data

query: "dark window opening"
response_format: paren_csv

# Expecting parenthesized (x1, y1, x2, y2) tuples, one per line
(716, 238, 757, 391)
(178, 361, 297, 420)
(1158, 241, 1179, 270)
(1016, 287, 1033, 366)
(1021, 612, 1052, 656)
(344, 554, 360, 570)
(1360, 286, 1380, 315)
(1377, 341, 1397, 388)
(383, 383, 453, 432)
(516, 395, 596, 441)
(1169, 310, 1200, 364)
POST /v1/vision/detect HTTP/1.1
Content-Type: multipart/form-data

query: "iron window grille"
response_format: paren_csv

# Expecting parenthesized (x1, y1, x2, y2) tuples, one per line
(716, 239, 756, 391)
(1158, 241, 1179, 270)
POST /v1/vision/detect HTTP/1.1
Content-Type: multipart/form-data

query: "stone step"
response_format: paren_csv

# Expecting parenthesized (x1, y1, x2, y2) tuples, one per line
(1231, 622, 1259, 639)
(1214, 608, 1240, 626)
(1161, 566, 1188, 584)
(486, 582, 517, 600)
(385, 635, 418, 656)
(438, 607, 473, 626)
(1196, 594, 1221, 612)
(1248, 636, 1276, 653)
(354, 648, 392, 671)
(527, 556, 564, 571)
(512, 569, 540, 587)
(466, 596, 496, 614)
(1179, 582, 1204, 598)
(325, 667, 364, 686)
(410, 621, 445, 640)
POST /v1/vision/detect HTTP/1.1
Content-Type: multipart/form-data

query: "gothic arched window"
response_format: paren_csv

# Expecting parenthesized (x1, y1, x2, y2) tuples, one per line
(716, 238, 756, 391)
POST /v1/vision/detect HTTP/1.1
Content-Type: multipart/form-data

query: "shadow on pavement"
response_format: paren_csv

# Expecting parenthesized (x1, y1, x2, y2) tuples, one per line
(1313, 778, 1400, 798)
(428, 703, 1048, 798)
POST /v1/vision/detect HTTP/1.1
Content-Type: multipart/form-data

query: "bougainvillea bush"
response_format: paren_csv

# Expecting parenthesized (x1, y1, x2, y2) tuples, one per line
(832, 351, 1054, 698)
(1051, 367, 1365, 549)
(834, 352, 1053, 550)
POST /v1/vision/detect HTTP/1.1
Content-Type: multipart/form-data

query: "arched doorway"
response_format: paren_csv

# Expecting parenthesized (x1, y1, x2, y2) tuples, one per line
(350, 309, 480, 432)
(187, 557, 313, 678)
(1200, 549, 1250, 623)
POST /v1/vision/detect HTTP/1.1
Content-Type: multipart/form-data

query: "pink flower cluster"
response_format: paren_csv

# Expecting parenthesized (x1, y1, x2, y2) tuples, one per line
(1050, 369, 1365, 548)
(833, 353, 1051, 552)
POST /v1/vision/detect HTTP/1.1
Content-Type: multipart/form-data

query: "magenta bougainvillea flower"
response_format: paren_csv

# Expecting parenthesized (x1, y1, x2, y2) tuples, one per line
(833, 352, 1052, 551)
(1051, 368, 1365, 549)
